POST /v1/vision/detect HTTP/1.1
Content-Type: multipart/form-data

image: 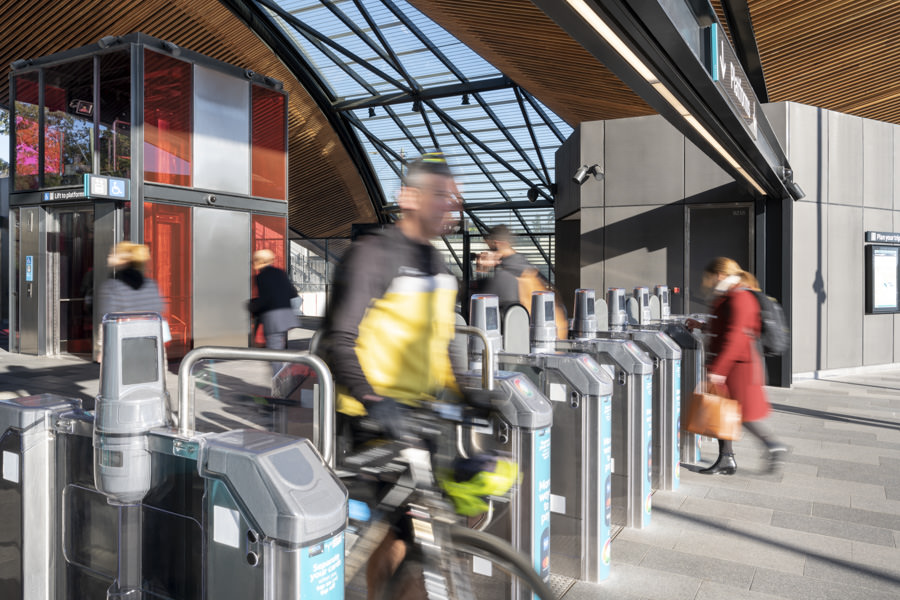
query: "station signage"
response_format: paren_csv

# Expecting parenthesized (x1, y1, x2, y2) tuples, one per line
(43, 189, 86, 201)
(706, 23, 758, 140)
(84, 174, 131, 201)
(866, 231, 900, 244)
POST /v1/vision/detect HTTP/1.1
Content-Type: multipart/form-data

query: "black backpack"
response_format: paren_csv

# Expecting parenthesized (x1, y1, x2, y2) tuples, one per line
(747, 289, 789, 356)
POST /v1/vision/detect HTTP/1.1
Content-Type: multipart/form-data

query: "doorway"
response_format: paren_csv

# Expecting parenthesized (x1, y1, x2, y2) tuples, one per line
(49, 204, 95, 354)
(684, 203, 754, 314)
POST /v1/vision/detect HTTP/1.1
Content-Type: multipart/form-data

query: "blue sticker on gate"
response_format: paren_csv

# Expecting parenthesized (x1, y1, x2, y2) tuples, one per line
(673, 359, 681, 489)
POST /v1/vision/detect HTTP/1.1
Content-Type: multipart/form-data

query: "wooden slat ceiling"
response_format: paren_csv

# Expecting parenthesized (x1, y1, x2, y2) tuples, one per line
(411, 0, 900, 127)
(0, 0, 376, 238)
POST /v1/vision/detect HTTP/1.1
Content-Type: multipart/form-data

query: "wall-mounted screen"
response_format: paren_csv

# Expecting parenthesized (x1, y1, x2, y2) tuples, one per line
(866, 245, 899, 314)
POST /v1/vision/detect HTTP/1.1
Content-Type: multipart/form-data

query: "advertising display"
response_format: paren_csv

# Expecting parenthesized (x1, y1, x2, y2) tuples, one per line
(866, 245, 900, 314)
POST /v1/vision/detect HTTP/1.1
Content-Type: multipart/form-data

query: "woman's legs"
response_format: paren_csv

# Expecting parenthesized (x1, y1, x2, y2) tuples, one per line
(744, 420, 787, 472)
(700, 438, 736, 475)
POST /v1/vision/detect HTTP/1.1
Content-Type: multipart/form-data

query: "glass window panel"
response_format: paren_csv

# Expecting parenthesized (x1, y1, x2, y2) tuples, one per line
(251, 85, 286, 200)
(144, 50, 191, 186)
(144, 202, 192, 357)
(99, 50, 131, 178)
(251, 214, 287, 344)
(13, 72, 40, 190)
(43, 58, 94, 187)
(193, 65, 249, 194)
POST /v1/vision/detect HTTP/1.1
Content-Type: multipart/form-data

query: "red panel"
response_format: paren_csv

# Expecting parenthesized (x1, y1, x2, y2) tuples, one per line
(144, 202, 193, 357)
(251, 214, 287, 345)
(144, 50, 192, 186)
(251, 86, 286, 200)
(14, 75, 40, 191)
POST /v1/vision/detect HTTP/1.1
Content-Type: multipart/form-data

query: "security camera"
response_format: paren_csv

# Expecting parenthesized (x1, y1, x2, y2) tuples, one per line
(527, 187, 539, 203)
(786, 180, 806, 201)
(573, 165, 591, 185)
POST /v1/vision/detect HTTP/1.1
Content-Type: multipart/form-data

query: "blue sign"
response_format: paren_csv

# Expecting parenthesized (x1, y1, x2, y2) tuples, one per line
(25, 256, 33, 282)
(84, 174, 131, 200)
(300, 532, 344, 599)
(600, 395, 613, 580)
(533, 427, 551, 598)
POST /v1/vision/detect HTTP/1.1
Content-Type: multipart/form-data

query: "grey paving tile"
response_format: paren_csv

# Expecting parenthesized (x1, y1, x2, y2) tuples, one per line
(694, 581, 786, 600)
(562, 580, 647, 600)
(886, 485, 900, 501)
(671, 528, 806, 575)
(851, 541, 900, 576)
(770, 511, 896, 546)
(611, 539, 652, 566)
(704, 487, 812, 516)
(678, 496, 774, 526)
(812, 502, 900, 531)
(651, 491, 688, 511)
(849, 492, 900, 514)
(638, 546, 756, 588)
(750, 566, 899, 600)
(574, 563, 701, 600)
(803, 554, 900, 595)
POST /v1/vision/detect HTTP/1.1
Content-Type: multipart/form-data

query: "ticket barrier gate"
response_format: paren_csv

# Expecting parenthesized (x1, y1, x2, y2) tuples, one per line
(457, 321, 554, 600)
(594, 288, 682, 491)
(0, 313, 347, 600)
(472, 295, 614, 582)
(549, 307, 655, 530)
(651, 285, 706, 465)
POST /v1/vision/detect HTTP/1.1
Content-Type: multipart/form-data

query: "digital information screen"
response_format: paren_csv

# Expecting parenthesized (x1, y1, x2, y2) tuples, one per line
(866, 245, 900, 314)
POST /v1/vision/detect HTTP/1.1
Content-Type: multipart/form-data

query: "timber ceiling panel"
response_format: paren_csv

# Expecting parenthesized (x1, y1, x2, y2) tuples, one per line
(0, 0, 376, 237)
(413, 0, 900, 127)
(407, 0, 655, 126)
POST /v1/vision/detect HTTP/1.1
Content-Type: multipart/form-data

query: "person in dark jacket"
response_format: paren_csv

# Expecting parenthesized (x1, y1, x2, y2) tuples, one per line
(476, 224, 534, 308)
(250, 248, 299, 352)
(699, 257, 787, 475)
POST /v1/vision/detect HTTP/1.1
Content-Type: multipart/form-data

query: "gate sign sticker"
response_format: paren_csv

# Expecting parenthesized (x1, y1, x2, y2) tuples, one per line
(25, 256, 33, 282)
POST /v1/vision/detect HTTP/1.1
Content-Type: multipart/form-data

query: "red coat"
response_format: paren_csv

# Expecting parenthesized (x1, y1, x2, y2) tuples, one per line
(707, 288, 770, 422)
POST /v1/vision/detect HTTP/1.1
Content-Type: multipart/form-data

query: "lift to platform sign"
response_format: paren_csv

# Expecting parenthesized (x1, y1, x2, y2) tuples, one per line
(84, 174, 131, 200)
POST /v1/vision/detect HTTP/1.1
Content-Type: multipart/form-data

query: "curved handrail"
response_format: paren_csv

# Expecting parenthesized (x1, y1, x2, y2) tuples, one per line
(177, 347, 335, 466)
(454, 325, 495, 391)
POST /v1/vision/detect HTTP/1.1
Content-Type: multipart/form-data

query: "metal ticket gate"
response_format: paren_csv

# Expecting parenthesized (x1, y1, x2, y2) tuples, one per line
(480, 295, 615, 583)
(588, 289, 683, 491)
(555, 334, 653, 529)
(1, 313, 346, 600)
(458, 313, 554, 600)
(653, 285, 706, 465)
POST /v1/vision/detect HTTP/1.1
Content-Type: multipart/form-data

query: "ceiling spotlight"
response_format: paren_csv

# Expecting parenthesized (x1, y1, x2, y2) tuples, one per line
(412, 99, 422, 113)
(462, 93, 470, 105)
(368, 107, 376, 118)
(527, 187, 539, 203)
(573, 163, 603, 185)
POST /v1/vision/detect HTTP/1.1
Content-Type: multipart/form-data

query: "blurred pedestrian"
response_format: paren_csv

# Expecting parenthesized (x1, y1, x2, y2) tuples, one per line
(699, 257, 786, 475)
(476, 224, 534, 309)
(97, 241, 166, 339)
(249, 248, 299, 353)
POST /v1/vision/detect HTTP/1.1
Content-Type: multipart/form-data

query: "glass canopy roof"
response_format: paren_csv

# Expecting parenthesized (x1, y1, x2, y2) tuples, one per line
(253, 0, 572, 274)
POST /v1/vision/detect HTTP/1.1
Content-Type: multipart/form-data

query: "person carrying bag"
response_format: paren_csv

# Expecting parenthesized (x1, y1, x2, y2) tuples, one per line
(697, 258, 787, 476)
(686, 382, 742, 442)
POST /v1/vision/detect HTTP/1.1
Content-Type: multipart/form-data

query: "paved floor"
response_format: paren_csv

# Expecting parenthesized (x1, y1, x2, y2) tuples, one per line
(1, 343, 899, 600)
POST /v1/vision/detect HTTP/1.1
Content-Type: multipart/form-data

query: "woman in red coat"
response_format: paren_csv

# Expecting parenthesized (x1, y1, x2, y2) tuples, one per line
(699, 258, 786, 475)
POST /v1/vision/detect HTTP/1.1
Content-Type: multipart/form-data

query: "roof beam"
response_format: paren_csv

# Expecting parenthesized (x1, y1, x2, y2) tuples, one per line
(333, 76, 513, 111)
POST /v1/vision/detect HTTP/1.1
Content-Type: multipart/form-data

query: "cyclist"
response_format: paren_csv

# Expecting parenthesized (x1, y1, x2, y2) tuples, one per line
(320, 152, 467, 598)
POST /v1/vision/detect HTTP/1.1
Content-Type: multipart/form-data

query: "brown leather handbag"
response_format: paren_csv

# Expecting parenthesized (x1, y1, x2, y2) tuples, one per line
(685, 384, 742, 440)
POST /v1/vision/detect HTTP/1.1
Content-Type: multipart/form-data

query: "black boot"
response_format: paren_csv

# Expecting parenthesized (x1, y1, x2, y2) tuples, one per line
(700, 453, 737, 475)
(766, 446, 787, 474)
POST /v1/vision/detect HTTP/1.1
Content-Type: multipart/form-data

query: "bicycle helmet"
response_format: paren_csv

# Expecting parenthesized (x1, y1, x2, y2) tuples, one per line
(439, 453, 519, 517)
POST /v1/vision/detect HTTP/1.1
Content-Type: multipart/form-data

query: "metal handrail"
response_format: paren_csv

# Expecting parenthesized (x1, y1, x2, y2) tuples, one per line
(177, 347, 335, 466)
(454, 325, 495, 391)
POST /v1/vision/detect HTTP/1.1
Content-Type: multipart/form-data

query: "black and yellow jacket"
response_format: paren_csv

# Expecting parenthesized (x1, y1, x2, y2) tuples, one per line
(320, 226, 459, 416)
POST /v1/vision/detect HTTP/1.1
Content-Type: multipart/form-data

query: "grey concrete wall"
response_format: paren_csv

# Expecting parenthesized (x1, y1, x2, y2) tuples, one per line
(782, 102, 900, 373)
(556, 101, 900, 376)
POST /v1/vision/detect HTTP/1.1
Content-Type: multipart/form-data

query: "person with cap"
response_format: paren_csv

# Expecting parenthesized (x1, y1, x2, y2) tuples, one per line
(249, 248, 300, 353)
(320, 152, 485, 599)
